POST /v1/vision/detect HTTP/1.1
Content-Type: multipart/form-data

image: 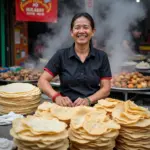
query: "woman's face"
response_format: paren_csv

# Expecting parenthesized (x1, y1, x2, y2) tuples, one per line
(71, 17, 95, 45)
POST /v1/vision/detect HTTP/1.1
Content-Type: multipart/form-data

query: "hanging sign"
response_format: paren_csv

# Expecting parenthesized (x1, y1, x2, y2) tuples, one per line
(16, 0, 58, 22)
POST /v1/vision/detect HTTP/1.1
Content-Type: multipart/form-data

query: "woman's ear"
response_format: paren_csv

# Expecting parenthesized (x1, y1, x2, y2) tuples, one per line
(92, 29, 96, 37)
(70, 30, 73, 37)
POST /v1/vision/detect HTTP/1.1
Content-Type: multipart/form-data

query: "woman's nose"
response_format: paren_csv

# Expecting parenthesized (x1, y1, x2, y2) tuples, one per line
(78, 28, 85, 33)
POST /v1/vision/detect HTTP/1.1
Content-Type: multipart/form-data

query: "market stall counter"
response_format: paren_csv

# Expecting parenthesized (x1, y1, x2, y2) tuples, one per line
(111, 87, 150, 100)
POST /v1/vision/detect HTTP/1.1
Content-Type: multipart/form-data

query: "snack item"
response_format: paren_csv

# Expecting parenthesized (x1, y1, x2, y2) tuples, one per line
(112, 100, 150, 150)
(69, 109, 120, 150)
(0, 83, 41, 115)
(10, 116, 69, 150)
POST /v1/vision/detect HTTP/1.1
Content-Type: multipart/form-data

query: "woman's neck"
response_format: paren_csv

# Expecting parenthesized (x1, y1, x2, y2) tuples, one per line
(74, 44, 90, 54)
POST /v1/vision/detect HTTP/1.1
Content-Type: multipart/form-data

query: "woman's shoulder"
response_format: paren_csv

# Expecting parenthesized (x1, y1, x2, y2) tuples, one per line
(94, 48, 108, 57)
(56, 47, 70, 54)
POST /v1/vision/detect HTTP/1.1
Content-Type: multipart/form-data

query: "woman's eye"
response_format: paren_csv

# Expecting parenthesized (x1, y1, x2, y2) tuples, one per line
(84, 27, 88, 29)
(84, 26, 90, 29)
(73, 25, 90, 30)
(74, 26, 80, 30)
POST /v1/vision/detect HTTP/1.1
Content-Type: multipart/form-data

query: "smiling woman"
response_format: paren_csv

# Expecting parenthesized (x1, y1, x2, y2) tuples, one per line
(38, 12, 112, 107)
(70, 14, 95, 47)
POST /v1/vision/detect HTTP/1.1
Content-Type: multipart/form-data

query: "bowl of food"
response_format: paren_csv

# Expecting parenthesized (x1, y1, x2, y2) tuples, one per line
(136, 61, 150, 70)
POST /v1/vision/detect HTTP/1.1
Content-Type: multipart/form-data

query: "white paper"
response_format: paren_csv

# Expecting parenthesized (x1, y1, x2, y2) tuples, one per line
(15, 29, 21, 44)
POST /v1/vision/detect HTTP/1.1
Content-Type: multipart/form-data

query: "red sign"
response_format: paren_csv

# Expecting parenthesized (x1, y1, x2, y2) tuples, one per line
(16, 0, 58, 22)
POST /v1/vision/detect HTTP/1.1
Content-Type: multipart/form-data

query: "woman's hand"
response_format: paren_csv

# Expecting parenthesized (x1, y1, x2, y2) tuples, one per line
(55, 96, 73, 107)
(73, 97, 89, 107)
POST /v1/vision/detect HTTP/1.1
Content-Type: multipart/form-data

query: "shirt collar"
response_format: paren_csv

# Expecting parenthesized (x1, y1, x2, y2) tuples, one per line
(68, 43, 96, 59)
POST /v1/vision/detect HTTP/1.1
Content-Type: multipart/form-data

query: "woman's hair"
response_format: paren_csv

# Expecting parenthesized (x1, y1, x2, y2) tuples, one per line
(70, 12, 95, 30)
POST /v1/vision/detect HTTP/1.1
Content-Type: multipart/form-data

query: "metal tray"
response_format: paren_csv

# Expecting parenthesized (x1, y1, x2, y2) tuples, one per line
(111, 86, 150, 91)
(50, 82, 60, 87)
(135, 69, 150, 73)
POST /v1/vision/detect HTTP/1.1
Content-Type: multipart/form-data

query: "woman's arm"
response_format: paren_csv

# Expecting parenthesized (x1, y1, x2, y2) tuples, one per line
(88, 79, 111, 104)
(37, 71, 58, 98)
(38, 71, 73, 107)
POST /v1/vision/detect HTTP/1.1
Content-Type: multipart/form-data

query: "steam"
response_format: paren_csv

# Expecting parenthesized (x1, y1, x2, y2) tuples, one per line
(94, 0, 146, 74)
(36, 0, 146, 74)
(36, 1, 84, 68)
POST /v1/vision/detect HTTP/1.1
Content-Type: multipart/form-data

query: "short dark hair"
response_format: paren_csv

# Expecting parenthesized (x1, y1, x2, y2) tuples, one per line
(70, 12, 95, 30)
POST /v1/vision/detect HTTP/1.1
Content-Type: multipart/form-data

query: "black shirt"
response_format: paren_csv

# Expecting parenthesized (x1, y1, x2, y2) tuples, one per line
(44, 44, 112, 101)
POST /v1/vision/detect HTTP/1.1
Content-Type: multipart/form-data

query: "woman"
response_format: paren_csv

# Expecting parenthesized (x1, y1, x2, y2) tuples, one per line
(38, 12, 112, 107)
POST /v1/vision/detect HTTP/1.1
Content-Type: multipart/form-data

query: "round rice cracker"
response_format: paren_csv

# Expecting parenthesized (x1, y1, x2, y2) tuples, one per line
(37, 102, 55, 111)
(70, 127, 101, 141)
(70, 125, 92, 138)
(70, 125, 105, 139)
(71, 107, 104, 130)
(71, 139, 115, 148)
(18, 130, 68, 142)
(117, 139, 150, 149)
(14, 139, 38, 150)
(121, 126, 150, 132)
(103, 130, 119, 139)
(69, 129, 90, 144)
(117, 136, 150, 145)
(15, 138, 68, 149)
(22, 116, 67, 134)
(34, 110, 55, 120)
(50, 104, 77, 121)
(12, 118, 28, 134)
(69, 131, 116, 149)
(112, 103, 146, 125)
(123, 118, 150, 128)
(0, 86, 41, 98)
(0, 97, 40, 106)
(116, 142, 150, 150)
(71, 140, 115, 150)
(94, 98, 122, 113)
(14, 137, 64, 147)
(0, 107, 38, 115)
(68, 129, 83, 140)
(10, 118, 69, 142)
(125, 100, 150, 117)
(55, 139, 69, 150)
(83, 112, 119, 136)
(88, 139, 115, 147)
(119, 130, 150, 140)
(97, 98, 120, 108)
(0, 103, 39, 111)
(0, 94, 40, 103)
(15, 139, 69, 150)
(69, 128, 102, 141)
(0, 83, 35, 93)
